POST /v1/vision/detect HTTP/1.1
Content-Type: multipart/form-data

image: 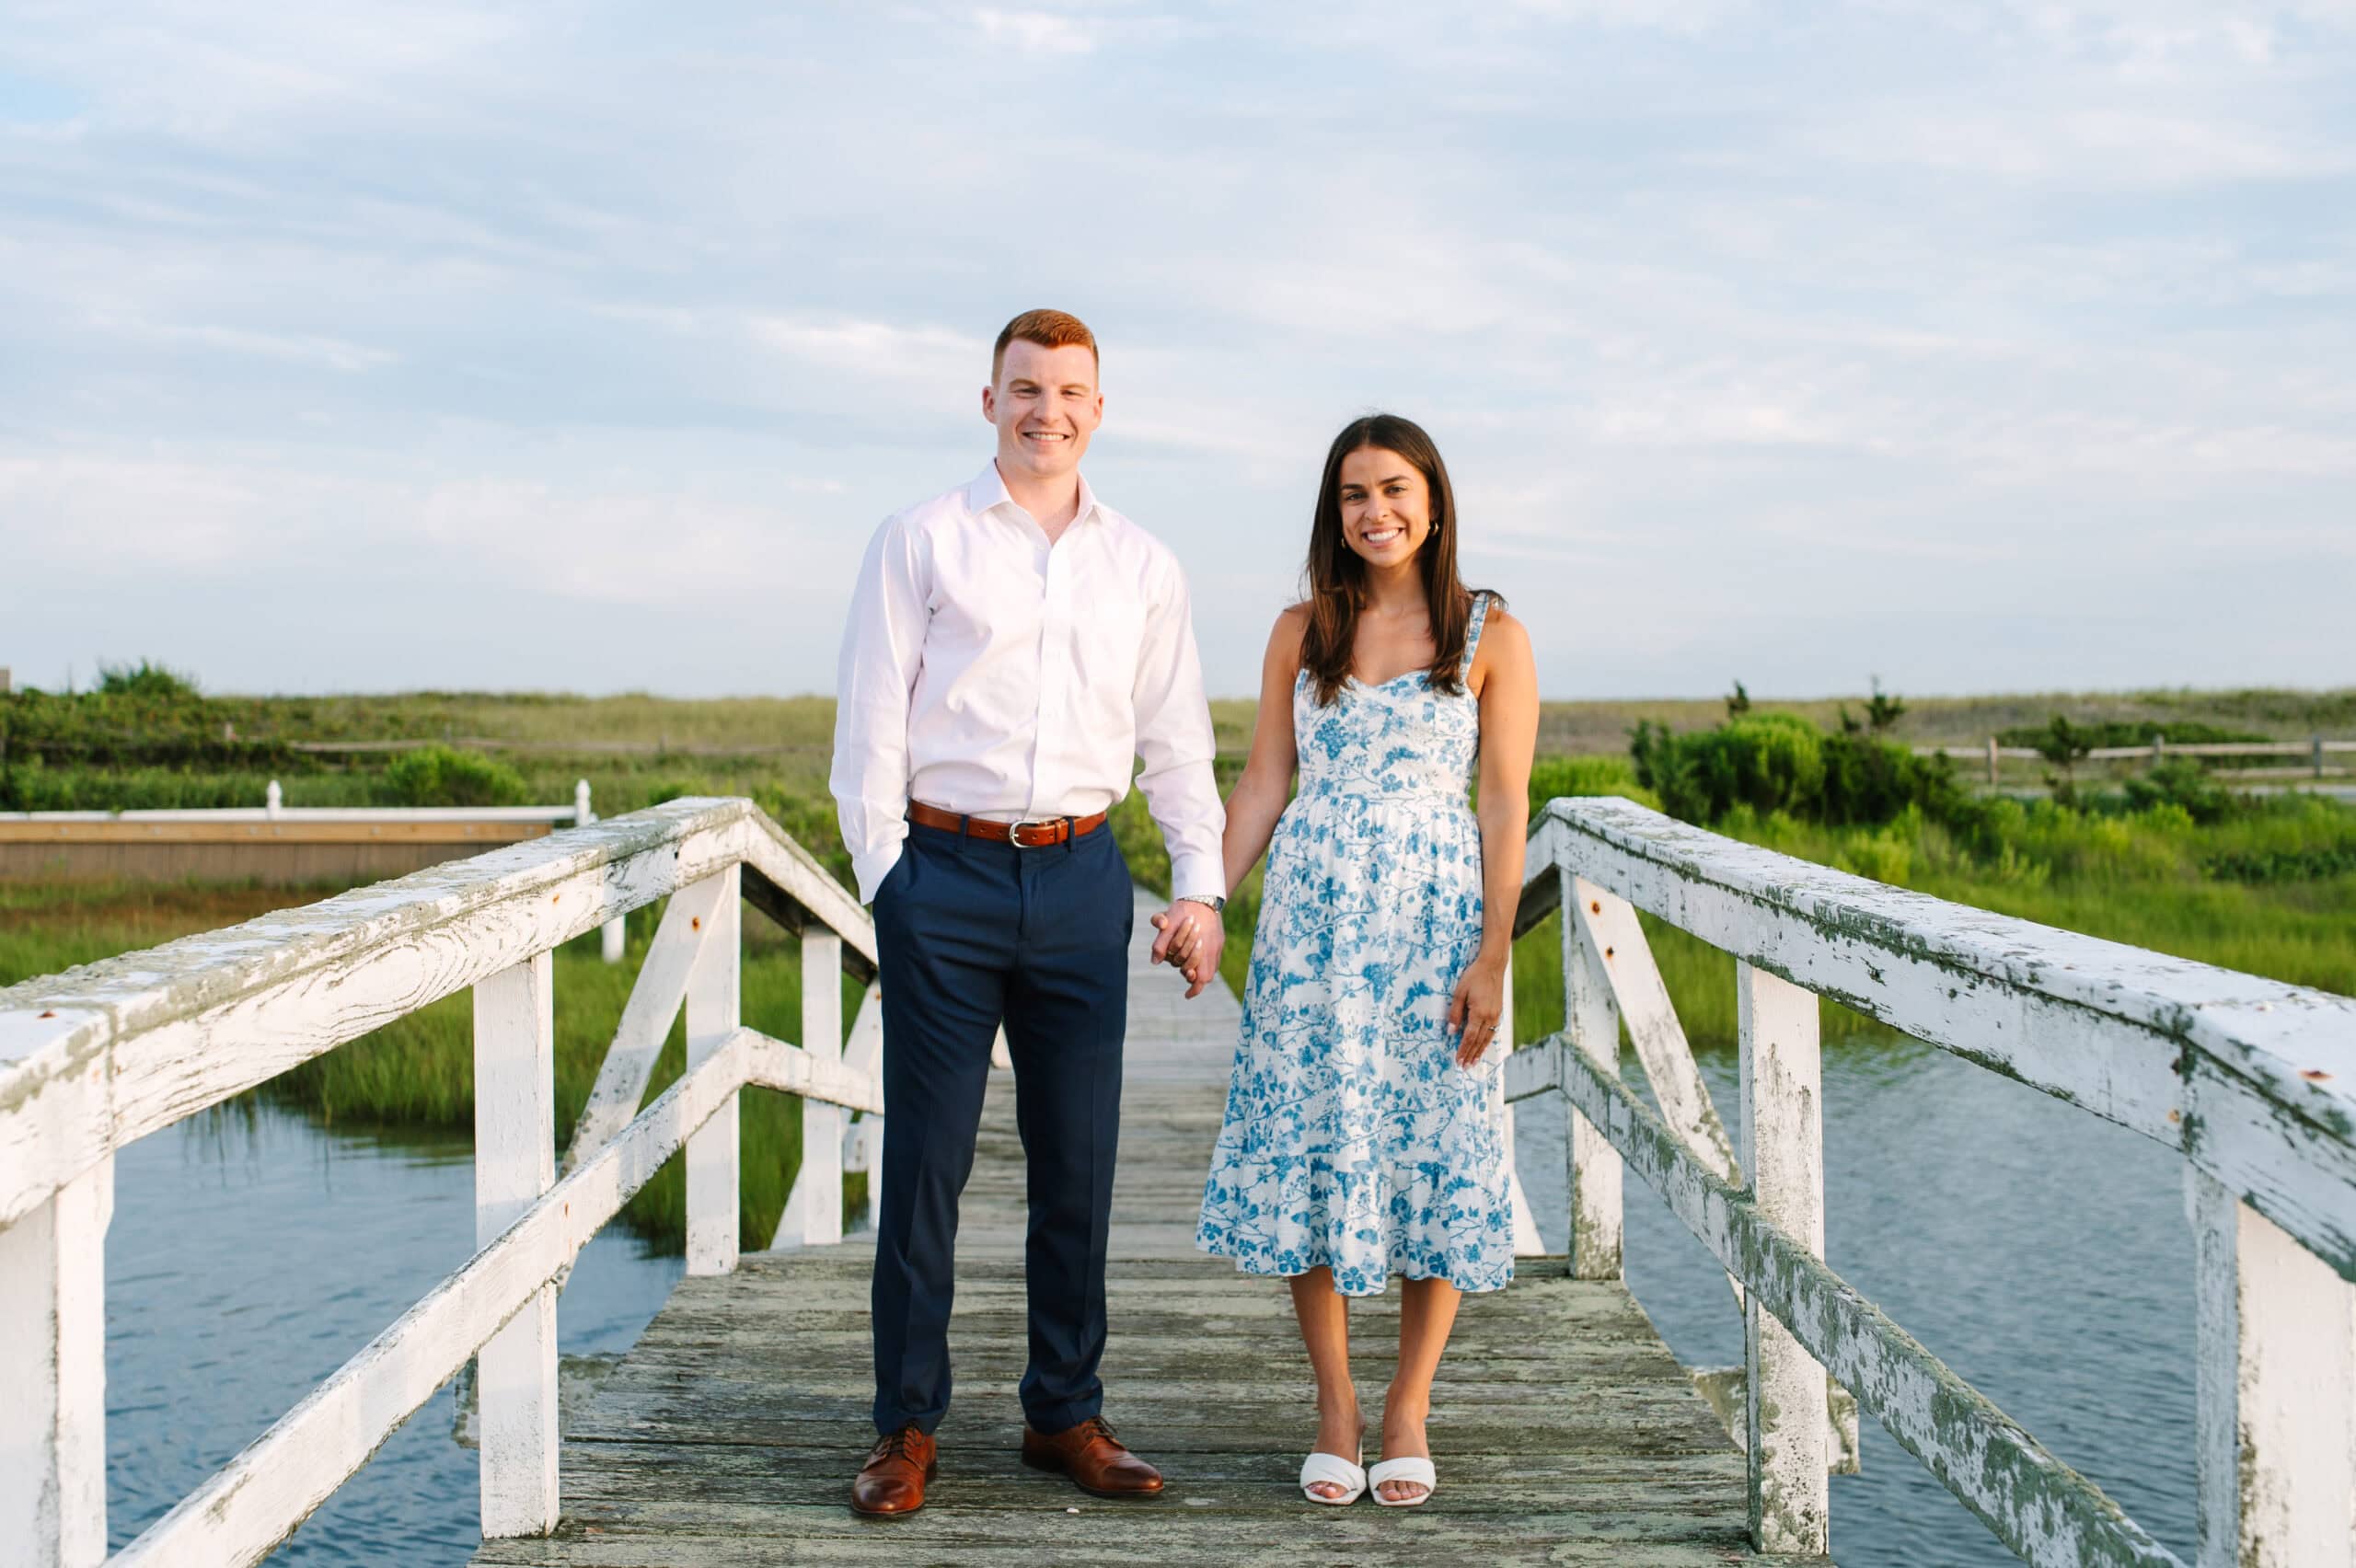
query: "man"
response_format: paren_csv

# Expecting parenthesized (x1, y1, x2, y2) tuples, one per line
(830, 307, 1229, 1516)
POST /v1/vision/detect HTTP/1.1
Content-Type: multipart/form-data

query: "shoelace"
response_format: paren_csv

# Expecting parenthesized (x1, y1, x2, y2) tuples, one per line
(872, 1426, 921, 1462)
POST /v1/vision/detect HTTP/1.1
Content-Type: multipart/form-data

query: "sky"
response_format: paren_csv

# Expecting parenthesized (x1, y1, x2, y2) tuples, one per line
(2, 1, 2351, 701)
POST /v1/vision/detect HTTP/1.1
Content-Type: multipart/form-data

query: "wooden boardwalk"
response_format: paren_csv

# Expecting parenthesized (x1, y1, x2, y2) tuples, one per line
(472, 889, 1750, 1566)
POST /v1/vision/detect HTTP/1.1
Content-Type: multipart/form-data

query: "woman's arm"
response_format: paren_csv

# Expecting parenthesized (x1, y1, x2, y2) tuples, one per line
(1220, 607, 1307, 893)
(1449, 607, 1540, 1066)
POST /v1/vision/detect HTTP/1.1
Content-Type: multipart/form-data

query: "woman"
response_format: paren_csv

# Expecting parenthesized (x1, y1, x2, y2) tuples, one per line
(1183, 412, 1539, 1506)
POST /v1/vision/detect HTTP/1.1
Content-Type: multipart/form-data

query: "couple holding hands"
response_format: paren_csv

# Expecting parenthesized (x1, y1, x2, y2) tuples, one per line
(829, 308, 1538, 1516)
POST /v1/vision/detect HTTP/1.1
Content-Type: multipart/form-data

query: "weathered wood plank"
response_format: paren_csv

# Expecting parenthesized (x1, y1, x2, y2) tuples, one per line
(0, 1155, 110, 1568)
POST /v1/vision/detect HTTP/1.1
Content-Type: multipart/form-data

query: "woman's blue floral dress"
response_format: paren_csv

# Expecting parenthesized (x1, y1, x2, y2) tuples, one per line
(1195, 593, 1513, 1296)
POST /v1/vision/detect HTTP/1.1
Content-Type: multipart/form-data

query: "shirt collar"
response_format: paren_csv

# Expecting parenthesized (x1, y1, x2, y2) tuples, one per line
(967, 459, 1102, 528)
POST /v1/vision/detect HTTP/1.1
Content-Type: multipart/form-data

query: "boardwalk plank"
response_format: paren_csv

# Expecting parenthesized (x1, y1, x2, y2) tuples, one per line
(472, 888, 1751, 1565)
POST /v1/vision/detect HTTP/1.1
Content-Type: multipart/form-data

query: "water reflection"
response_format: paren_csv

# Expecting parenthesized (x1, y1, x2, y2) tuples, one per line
(1509, 1030, 2194, 1567)
(107, 1103, 681, 1564)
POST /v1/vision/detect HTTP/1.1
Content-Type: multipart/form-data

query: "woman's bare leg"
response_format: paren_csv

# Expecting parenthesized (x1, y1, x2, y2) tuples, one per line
(1288, 1267, 1364, 1498)
(1378, 1275, 1461, 1502)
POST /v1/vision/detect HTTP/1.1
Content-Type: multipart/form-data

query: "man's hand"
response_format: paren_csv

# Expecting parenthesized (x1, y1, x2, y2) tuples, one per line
(1149, 901, 1226, 1000)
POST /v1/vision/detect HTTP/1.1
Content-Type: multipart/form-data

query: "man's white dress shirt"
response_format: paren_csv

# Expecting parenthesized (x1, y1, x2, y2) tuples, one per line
(830, 461, 1226, 905)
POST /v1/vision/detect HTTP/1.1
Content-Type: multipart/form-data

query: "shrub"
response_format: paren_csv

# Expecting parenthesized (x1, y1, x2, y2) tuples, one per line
(2122, 758, 2235, 825)
(379, 745, 530, 808)
(1526, 755, 1661, 813)
(96, 660, 202, 699)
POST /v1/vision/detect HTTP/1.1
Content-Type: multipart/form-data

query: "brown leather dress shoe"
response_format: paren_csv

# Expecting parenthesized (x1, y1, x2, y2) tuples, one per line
(1020, 1416, 1165, 1498)
(850, 1424, 937, 1516)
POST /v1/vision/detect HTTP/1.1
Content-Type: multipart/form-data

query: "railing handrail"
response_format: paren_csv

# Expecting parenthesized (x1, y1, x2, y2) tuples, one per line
(0, 805, 584, 824)
(0, 797, 884, 1568)
(1517, 795, 2356, 1282)
(1509, 793, 2356, 1566)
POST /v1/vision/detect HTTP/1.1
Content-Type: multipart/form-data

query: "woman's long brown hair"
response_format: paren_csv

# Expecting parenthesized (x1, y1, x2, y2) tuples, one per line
(1299, 413, 1490, 707)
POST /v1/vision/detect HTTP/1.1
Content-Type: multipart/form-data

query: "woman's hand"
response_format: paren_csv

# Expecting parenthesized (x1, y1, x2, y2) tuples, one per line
(1447, 951, 1508, 1067)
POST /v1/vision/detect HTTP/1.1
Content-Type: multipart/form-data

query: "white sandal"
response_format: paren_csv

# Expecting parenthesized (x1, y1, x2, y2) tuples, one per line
(1299, 1442, 1367, 1506)
(1369, 1455, 1437, 1507)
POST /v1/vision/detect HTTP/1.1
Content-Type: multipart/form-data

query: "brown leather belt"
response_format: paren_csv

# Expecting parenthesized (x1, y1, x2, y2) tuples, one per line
(907, 801, 1108, 849)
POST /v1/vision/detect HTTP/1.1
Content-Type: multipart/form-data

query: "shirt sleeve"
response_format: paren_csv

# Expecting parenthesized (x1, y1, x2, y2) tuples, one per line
(830, 513, 928, 903)
(1130, 549, 1227, 901)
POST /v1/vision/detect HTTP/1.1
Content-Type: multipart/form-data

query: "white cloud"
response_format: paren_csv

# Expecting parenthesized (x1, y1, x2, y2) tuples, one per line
(975, 9, 1098, 54)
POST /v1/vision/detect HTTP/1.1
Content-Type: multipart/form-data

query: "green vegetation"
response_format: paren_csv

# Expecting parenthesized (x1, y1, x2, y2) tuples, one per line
(1993, 718, 2268, 751)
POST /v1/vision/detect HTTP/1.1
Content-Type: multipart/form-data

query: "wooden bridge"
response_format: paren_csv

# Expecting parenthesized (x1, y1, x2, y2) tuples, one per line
(4, 796, 2354, 1567)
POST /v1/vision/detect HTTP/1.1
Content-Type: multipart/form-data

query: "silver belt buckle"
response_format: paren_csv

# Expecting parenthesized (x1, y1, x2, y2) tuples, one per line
(1007, 816, 1063, 849)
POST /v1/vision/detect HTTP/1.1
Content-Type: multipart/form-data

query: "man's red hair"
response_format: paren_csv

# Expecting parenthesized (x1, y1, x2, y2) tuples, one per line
(992, 308, 1099, 381)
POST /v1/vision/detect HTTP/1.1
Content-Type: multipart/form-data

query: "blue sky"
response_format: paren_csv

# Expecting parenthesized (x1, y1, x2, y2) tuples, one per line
(2, 2, 2351, 700)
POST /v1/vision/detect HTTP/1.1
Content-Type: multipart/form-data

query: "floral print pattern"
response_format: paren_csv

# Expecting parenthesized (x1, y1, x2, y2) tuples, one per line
(1196, 594, 1512, 1297)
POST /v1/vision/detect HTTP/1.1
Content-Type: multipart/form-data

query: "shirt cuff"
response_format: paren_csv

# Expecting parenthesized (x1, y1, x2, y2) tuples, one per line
(851, 841, 905, 905)
(1168, 851, 1225, 905)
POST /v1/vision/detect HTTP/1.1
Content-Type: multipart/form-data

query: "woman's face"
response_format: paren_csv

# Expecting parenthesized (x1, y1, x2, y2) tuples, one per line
(1335, 445, 1432, 571)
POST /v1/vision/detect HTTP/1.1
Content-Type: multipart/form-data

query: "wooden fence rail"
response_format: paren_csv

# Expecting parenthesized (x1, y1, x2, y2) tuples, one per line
(1921, 736, 2356, 783)
(0, 798, 882, 1568)
(1504, 795, 2356, 1565)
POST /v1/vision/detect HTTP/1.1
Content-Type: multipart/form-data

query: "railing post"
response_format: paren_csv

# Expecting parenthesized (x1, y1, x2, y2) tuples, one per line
(2189, 1167, 2356, 1568)
(0, 1156, 112, 1568)
(780, 930, 845, 1246)
(474, 951, 558, 1538)
(1498, 951, 1546, 1255)
(1738, 959, 1830, 1556)
(684, 865, 741, 1274)
(1562, 868, 1623, 1280)
(2316, 734, 2327, 779)
(1987, 734, 1998, 786)
(573, 781, 625, 964)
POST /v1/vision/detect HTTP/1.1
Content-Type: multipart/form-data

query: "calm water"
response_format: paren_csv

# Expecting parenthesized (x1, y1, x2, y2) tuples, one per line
(106, 1104, 680, 1565)
(109, 1039, 2190, 1567)
(1513, 1033, 2196, 1566)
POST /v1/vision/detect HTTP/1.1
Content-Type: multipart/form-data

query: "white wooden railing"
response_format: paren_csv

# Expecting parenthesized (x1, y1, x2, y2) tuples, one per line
(1503, 795, 2356, 1566)
(0, 797, 884, 1568)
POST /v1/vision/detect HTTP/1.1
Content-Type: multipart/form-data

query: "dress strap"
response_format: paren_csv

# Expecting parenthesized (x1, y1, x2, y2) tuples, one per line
(1461, 591, 1496, 676)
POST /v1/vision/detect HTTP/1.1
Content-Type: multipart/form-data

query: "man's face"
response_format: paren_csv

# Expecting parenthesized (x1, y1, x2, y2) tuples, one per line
(983, 340, 1103, 482)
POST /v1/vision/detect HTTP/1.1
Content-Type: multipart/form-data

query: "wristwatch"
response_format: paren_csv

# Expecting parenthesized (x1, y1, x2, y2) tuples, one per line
(1175, 894, 1226, 913)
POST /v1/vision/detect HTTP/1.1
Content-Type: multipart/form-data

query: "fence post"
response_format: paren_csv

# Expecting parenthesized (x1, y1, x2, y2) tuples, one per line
(0, 1156, 113, 1568)
(780, 931, 845, 1246)
(474, 951, 559, 1538)
(2188, 1169, 2356, 1568)
(573, 781, 626, 964)
(2154, 734, 2166, 767)
(1738, 960, 1830, 1556)
(1986, 735, 1998, 786)
(684, 865, 741, 1275)
(1563, 869, 1623, 1280)
(2317, 735, 2327, 780)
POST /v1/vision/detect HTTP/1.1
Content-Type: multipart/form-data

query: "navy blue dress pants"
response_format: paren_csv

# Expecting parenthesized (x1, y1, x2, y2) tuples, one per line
(869, 818, 1133, 1437)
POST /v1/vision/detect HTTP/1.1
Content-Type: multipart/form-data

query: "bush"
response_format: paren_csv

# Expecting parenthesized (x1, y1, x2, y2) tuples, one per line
(96, 659, 202, 699)
(1526, 755, 1661, 813)
(2122, 758, 2235, 825)
(1633, 712, 1969, 832)
(380, 745, 530, 808)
